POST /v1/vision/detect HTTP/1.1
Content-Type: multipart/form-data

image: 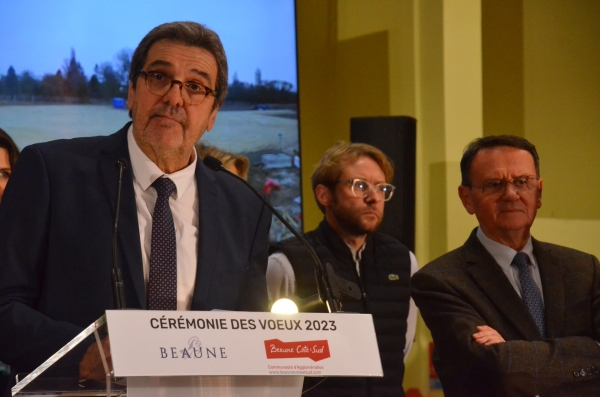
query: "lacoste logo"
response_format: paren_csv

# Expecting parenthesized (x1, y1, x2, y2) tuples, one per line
(388, 274, 399, 281)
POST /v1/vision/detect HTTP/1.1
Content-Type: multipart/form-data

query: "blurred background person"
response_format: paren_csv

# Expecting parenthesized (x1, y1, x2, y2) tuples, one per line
(196, 142, 249, 180)
(0, 128, 20, 203)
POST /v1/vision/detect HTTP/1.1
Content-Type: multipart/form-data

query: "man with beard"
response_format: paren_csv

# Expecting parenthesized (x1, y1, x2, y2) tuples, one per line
(0, 22, 270, 389)
(267, 142, 417, 397)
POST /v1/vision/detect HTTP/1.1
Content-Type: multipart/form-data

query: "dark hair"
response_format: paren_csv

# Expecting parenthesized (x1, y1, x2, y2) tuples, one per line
(129, 21, 228, 110)
(0, 128, 20, 167)
(460, 135, 540, 186)
(311, 142, 394, 213)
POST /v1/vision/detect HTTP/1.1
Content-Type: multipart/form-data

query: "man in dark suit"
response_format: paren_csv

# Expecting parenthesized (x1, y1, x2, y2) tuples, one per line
(411, 135, 600, 396)
(0, 21, 270, 387)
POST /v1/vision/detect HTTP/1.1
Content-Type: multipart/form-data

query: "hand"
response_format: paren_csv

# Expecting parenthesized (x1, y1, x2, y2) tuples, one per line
(472, 325, 505, 346)
(79, 336, 113, 381)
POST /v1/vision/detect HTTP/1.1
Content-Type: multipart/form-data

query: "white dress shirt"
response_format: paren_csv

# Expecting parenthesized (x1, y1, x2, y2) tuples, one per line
(476, 227, 544, 302)
(266, 243, 419, 361)
(127, 126, 199, 310)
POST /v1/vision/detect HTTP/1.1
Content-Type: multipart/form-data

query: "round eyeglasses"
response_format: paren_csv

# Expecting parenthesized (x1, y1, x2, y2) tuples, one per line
(469, 175, 540, 197)
(339, 178, 396, 201)
(137, 70, 217, 105)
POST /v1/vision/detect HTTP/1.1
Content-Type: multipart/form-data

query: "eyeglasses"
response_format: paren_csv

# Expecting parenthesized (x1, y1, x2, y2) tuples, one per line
(469, 175, 540, 196)
(137, 70, 217, 105)
(339, 179, 396, 201)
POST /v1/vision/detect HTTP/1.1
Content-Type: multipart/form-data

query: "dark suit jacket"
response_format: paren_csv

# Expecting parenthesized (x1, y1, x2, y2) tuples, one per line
(0, 123, 271, 378)
(411, 229, 600, 397)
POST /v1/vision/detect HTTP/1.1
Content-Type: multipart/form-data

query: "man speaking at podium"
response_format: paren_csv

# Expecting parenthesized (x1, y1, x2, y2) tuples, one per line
(0, 21, 271, 387)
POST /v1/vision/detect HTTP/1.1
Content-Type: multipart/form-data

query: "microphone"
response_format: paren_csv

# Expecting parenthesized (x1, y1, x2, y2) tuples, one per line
(203, 156, 360, 313)
(112, 158, 128, 309)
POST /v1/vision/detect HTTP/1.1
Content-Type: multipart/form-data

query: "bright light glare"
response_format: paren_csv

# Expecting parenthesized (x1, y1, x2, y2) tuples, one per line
(270, 298, 299, 314)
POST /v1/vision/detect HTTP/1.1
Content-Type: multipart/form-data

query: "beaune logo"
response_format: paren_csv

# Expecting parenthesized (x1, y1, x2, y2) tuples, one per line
(159, 336, 228, 360)
(264, 339, 331, 362)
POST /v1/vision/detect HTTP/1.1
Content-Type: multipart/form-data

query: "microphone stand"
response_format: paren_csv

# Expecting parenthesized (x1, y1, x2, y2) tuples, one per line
(111, 159, 128, 309)
(203, 156, 360, 313)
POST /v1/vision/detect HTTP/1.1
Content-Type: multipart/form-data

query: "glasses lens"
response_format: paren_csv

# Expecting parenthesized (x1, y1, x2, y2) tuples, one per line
(481, 177, 537, 196)
(514, 176, 537, 191)
(351, 180, 369, 197)
(146, 72, 170, 95)
(184, 82, 208, 104)
(350, 180, 395, 201)
(144, 72, 209, 105)
(383, 185, 393, 201)
(481, 180, 505, 195)
(377, 184, 394, 201)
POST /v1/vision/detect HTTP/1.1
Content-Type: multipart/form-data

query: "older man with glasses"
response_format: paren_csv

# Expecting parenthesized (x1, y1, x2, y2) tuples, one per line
(0, 22, 271, 388)
(411, 135, 600, 397)
(267, 142, 418, 397)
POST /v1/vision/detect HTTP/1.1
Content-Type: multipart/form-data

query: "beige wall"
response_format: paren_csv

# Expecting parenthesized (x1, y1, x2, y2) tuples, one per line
(482, 0, 600, 252)
(297, 0, 392, 231)
(296, 1, 600, 395)
(523, 0, 600, 227)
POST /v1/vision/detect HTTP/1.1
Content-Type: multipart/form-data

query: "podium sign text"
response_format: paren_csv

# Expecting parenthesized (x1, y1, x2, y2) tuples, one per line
(106, 310, 382, 378)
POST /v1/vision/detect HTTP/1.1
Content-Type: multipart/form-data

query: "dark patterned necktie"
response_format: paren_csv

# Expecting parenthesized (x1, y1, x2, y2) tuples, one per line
(512, 252, 546, 338)
(148, 177, 177, 310)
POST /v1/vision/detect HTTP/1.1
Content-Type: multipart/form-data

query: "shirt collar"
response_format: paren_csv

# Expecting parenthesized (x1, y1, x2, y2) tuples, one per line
(346, 241, 367, 263)
(476, 227, 535, 271)
(127, 124, 197, 199)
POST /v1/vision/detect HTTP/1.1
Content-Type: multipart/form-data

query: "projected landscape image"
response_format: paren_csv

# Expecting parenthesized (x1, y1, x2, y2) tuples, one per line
(0, 0, 301, 241)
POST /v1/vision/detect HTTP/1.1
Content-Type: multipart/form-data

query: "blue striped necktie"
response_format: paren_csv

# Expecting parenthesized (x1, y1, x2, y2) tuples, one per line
(512, 252, 545, 338)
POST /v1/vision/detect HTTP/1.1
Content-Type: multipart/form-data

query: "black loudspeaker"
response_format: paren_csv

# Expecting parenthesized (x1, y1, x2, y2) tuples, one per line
(350, 116, 416, 251)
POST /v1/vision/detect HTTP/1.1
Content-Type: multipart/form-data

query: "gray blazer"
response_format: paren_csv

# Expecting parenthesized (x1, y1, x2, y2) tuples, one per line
(411, 228, 600, 397)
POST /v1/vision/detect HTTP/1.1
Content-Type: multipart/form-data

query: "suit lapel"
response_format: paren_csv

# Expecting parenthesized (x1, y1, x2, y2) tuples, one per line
(533, 239, 566, 337)
(464, 231, 542, 340)
(191, 163, 221, 309)
(99, 123, 146, 308)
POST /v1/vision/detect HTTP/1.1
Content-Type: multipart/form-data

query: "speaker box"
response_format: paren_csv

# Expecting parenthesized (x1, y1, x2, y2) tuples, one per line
(350, 116, 416, 251)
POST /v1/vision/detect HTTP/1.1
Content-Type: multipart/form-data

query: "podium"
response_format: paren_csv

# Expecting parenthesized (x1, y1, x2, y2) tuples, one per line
(11, 310, 382, 396)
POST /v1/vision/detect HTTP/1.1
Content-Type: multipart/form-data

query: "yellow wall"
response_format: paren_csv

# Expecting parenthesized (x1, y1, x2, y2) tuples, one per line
(296, 0, 600, 395)
(523, 0, 600, 237)
(482, 0, 525, 138)
(481, 0, 600, 252)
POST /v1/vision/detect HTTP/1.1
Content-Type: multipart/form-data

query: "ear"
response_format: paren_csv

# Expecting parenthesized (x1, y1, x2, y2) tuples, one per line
(127, 81, 134, 111)
(315, 184, 333, 209)
(206, 106, 219, 131)
(536, 178, 543, 209)
(458, 184, 476, 215)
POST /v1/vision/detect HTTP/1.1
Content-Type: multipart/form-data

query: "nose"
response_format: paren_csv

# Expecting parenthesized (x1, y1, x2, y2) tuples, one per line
(163, 82, 185, 107)
(364, 188, 383, 203)
(501, 182, 520, 200)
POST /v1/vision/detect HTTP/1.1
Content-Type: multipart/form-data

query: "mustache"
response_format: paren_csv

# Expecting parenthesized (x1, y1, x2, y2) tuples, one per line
(149, 105, 187, 125)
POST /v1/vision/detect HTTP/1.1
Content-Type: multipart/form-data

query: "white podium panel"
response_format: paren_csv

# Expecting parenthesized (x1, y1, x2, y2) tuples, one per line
(128, 375, 303, 397)
(106, 310, 382, 378)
